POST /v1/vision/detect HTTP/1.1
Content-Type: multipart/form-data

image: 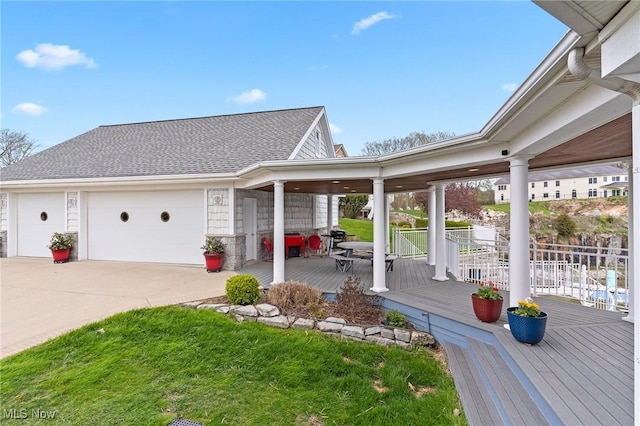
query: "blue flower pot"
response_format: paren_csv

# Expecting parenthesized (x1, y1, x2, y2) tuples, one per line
(506, 307, 547, 345)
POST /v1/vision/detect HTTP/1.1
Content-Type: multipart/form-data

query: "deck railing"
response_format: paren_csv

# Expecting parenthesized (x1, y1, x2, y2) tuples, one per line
(441, 228, 629, 312)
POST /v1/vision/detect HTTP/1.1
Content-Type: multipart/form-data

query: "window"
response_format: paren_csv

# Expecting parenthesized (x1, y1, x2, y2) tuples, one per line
(612, 176, 621, 182)
(500, 194, 504, 201)
(588, 177, 597, 184)
(497, 184, 507, 191)
(40, 212, 48, 221)
(613, 189, 621, 196)
(603, 190, 608, 198)
(588, 189, 597, 197)
(556, 180, 560, 187)
(531, 182, 535, 188)
(555, 191, 560, 199)
(530, 194, 535, 200)
(543, 193, 549, 199)
(543, 181, 548, 188)
(571, 190, 577, 198)
(603, 176, 608, 182)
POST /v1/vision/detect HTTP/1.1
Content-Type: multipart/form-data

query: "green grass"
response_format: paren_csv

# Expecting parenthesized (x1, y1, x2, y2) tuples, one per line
(484, 201, 551, 215)
(0, 307, 465, 425)
(339, 218, 374, 242)
(392, 209, 426, 218)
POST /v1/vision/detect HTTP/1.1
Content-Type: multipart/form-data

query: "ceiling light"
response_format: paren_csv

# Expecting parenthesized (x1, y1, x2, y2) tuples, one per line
(293, 187, 300, 190)
(343, 186, 350, 189)
(332, 180, 340, 184)
(396, 185, 403, 188)
(351, 190, 357, 193)
(468, 168, 479, 172)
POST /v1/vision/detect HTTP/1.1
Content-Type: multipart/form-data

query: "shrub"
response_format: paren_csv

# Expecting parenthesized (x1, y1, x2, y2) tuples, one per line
(266, 281, 323, 309)
(226, 274, 261, 305)
(554, 213, 576, 237)
(335, 276, 383, 324)
(415, 218, 428, 228)
(396, 221, 412, 229)
(385, 309, 407, 328)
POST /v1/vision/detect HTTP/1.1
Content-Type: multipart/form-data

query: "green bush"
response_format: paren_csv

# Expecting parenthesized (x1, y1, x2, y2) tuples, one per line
(554, 213, 576, 237)
(396, 220, 412, 229)
(415, 218, 428, 228)
(226, 274, 261, 305)
(385, 309, 407, 328)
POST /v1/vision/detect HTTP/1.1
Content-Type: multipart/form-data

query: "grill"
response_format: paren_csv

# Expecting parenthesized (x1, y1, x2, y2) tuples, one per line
(329, 230, 347, 250)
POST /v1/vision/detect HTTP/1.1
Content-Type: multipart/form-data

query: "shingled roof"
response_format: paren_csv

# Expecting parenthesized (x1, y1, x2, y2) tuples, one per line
(0, 106, 325, 181)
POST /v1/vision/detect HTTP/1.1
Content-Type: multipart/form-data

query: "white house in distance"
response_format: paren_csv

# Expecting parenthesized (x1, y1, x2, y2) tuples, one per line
(494, 164, 629, 203)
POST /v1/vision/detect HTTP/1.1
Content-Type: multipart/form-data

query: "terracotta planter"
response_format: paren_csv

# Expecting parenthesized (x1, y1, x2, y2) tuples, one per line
(506, 307, 548, 345)
(203, 252, 223, 273)
(51, 248, 71, 263)
(471, 294, 503, 322)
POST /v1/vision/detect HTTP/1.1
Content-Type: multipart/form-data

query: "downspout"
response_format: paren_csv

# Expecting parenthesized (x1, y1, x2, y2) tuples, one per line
(567, 48, 640, 104)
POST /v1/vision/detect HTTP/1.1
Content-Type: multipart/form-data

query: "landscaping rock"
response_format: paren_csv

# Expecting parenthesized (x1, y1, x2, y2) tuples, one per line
(182, 301, 203, 308)
(317, 320, 344, 332)
(365, 326, 382, 336)
(365, 335, 395, 346)
(197, 303, 224, 310)
(257, 315, 290, 329)
(256, 303, 280, 317)
(381, 328, 395, 340)
(394, 329, 411, 343)
(325, 317, 347, 325)
(342, 325, 365, 340)
(411, 331, 436, 347)
(233, 305, 258, 317)
(291, 318, 315, 329)
(215, 306, 230, 314)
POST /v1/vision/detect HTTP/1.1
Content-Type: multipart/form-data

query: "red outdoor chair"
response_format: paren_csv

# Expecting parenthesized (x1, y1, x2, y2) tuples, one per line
(263, 237, 274, 262)
(307, 234, 323, 257)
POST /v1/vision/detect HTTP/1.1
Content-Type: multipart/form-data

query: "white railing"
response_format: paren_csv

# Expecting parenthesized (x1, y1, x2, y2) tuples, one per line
(392, 227, 428, 258)
(444, 230, 629, 312)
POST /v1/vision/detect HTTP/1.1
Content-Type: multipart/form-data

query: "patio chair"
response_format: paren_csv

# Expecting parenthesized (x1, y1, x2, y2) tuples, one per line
(307, 235, 323, 257)
(262, 237, 274, 262)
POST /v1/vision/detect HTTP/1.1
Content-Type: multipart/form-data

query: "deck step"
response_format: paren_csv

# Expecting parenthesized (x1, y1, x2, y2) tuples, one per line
(444, 338, 550, 426)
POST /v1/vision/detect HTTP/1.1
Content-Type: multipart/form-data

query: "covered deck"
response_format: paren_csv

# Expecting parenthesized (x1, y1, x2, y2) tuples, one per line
(241, 256, 633, 425)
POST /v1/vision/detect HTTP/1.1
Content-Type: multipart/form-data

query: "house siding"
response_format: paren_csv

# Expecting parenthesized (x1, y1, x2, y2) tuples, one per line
(207, 188, 230, 234)
(293, 124, 329, 159)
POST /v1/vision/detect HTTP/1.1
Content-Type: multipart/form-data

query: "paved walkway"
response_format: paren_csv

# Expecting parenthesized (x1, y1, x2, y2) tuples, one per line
(0, 258, 231, 358)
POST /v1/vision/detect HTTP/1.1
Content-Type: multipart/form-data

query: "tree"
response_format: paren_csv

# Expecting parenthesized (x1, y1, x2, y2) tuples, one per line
(361, 131, 455, 156)
(0, 129, 38, 167)
(339, 195, 369, 219)
(412, 183, 482, 218)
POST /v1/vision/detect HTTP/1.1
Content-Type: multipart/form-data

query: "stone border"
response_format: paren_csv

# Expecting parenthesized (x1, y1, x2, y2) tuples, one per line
(181, 301, 436, 349)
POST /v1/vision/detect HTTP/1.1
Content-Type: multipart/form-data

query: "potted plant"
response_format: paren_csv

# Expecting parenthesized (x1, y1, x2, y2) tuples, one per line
(201, 235, 226, 273)
(506, 297, 548, 345)
(48, 232, 74, 263)
(471, 281, 503, 322)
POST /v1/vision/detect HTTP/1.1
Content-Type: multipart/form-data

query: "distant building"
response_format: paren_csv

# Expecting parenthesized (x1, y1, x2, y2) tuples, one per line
(493, 165, 628, 204)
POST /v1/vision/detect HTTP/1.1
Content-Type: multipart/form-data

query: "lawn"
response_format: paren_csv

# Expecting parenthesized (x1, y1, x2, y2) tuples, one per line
(0, 307, 465, 425)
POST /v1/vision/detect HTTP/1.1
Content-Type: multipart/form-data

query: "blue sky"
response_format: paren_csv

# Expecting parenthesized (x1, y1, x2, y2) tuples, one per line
(2, 1, 568, 156)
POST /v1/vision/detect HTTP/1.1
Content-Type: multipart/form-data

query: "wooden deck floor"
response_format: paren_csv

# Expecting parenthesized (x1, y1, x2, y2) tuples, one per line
(241, 255, 634, 425)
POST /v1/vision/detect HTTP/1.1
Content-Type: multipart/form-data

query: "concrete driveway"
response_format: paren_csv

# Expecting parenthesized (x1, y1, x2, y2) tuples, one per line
(1, 258, 233, 358)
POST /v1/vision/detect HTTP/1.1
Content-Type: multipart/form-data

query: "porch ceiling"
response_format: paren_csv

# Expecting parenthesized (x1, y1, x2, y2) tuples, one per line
(255, 113, 631, 195)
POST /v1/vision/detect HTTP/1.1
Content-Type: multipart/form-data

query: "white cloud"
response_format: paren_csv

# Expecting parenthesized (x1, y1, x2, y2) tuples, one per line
(227, 89, 267, 104)
(329, 123, 343, 134)
(501, 83, 518, 93)
(12, 102, 48, 116)
(17, 43, 97, 71)
(352, 11, 397, 35)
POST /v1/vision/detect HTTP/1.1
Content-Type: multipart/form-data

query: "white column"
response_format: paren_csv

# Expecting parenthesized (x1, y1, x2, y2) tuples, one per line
(629, 101, 640, 423)
(327, 195, 334, 231)
(427, 185, 436, 265)
(272, 180, 285, 284)
(371, 178, 388, 293)
(624, 163, 634, 322)
(384, 194, 390, 253)
(508, 156, 532, 307)
(433, 183, 448, 281)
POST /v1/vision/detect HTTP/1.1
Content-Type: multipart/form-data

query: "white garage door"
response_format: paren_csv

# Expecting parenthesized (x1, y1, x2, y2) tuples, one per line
(87, 190, 205, 264)
(17, 193, 66, 258)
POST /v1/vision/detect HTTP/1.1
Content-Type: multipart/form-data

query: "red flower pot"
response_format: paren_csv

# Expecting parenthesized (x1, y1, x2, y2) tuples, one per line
(471, 294, 503, 323)
(51, 248, 71, 263)
(203, 253, 223, 273)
